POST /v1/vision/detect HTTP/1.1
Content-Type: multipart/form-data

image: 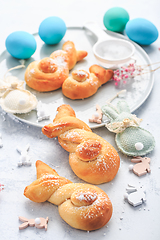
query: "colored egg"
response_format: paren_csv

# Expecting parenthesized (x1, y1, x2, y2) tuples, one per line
(39, 16, 66, 45)
(5, 31, 37, 59)
(103, 7, 129, 32)
(125, 18, 158, 45)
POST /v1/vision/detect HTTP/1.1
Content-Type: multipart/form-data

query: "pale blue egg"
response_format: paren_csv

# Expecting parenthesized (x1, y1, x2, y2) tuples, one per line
(38, 16, 66, 45)
(5, 31, 37, 59)
(125, 18, 158, 45)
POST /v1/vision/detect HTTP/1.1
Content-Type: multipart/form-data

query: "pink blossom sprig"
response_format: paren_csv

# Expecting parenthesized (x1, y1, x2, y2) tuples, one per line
(112, 61, 160, 86)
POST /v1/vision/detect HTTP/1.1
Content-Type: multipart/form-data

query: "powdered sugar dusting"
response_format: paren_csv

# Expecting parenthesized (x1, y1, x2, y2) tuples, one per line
(53, 56, 68, 69)
(76, 71, 88, 77)
(76, 191, 97, 202)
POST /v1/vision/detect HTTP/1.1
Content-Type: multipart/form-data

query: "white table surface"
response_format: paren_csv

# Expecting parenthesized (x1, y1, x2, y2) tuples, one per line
(0, 1, 160, 240)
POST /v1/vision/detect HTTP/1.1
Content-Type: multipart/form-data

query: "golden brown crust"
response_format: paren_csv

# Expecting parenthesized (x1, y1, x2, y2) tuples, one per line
(53, 104, 76, 121)
(89, 64, 114, 85)
(25, 51, 69, 92)
(24, 160, 113, 231)
(42, 104, 120, 184)
(24, 160, 71, 203)
(62, 65, 114, 100)
(62, 41, 88, 70)
(42, 104, 91, 139)
(25, 41, 88, 92)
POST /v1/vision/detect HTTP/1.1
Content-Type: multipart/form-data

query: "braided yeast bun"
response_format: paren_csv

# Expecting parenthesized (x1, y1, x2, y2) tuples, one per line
(25, 51, 69, 92)
(25, 41, 88, 92)
(42, 104, 120, 184)
(61, 41, 88, 70)
(62, 65, 114, 99)
(24, 160, 113, 231)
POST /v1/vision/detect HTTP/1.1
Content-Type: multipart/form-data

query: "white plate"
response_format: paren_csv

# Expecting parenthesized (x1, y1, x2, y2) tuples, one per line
(0, 27, 154, 128)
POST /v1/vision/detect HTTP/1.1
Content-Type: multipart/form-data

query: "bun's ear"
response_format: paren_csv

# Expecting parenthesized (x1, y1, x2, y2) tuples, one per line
(117, 100, 130, 114)
(19, 222, 29, 230)
(101, 103, 119, 121)
(131, 157, 143, 163)
(126, 185, 137, 193)
(19, 216, 29, 222)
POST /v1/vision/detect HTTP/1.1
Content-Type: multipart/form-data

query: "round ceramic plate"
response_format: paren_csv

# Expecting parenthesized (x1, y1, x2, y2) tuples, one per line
(0, 26, 154, 128)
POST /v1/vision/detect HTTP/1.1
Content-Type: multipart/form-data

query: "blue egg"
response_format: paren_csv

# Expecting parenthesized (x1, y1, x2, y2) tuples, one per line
(125, 18, 158, 45)
(39, 16, 66, 45)
(5, 31, 37, 59)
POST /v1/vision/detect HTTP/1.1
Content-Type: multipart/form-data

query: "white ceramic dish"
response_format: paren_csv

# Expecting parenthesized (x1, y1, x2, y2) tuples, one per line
(84, 22, 135, 68)
(0, 26, 154, 128)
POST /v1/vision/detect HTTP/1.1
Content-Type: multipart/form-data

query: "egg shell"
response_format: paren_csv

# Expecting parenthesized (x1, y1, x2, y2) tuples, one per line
(39, 16, 66, 45)
(103, 7, 129, 32)
(125, 18, 159, 45)
(5, 31, 37, 59)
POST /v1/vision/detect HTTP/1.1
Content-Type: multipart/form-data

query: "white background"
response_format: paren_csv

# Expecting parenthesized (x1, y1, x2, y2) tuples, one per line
(0, 0, 160, 240)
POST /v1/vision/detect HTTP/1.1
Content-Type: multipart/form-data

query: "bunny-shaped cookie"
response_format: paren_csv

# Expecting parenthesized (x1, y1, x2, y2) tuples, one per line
(19, 216, 49, 230)
(130, 157, 151, 176)
(124, 184, 146, 207)
(101, 100, 155, 157)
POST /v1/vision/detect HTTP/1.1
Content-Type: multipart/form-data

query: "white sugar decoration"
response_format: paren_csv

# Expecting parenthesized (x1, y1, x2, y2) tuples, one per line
(128, 164, 134, 171)
(19, 98, 26, 105)
(36, 101, 50, 122)
(135, 142, 144, 151)
(16, 143, 32, 167)
(124, 184, 146, 207)
(35, 218, 41, 225)
(0, 133, 3, 148)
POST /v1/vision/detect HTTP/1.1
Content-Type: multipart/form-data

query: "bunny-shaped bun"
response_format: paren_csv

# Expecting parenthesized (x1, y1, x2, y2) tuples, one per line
(25, 41, 88, 92)
(24, 160, 113, 231)
(62, 65, 113, 100)
(25, 52, 69, 92)
(101, 100, 155, 157)
(42, 104, 120, 184)
(19, 216, 49, 230)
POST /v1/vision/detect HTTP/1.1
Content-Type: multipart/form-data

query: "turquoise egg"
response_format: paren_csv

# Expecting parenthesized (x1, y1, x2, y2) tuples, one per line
(39, 16, 66, 45)
(103, 7, 129, 32)
(125, 18, 158, 45)
(5, 31, 37, 59)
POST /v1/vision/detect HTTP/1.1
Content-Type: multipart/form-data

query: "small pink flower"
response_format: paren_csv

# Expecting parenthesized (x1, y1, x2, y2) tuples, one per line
(0, 184, 4, 191)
